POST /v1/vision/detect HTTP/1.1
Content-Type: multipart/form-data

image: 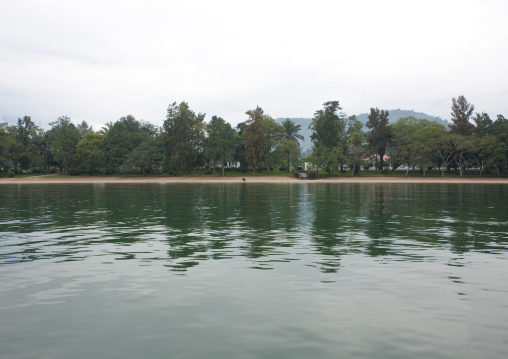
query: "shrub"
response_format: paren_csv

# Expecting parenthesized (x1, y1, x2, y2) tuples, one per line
(307, 171, 318, 179)
(7, 170, 15, 178)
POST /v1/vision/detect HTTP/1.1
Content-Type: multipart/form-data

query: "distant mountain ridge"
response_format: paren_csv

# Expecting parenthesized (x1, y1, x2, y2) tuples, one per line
(354, 109, 449, 127)
(276, 109, 449, 153)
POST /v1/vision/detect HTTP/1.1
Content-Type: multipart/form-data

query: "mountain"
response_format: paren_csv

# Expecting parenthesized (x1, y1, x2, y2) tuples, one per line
(354, 109, 449, 127)
(276, 110, 449, 153)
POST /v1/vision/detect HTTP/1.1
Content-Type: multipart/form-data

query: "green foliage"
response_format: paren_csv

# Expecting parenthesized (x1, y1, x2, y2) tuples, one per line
(13, 116, 43, 172)
(390, 116, 447, 175)
(76, 131, 106, 174)
(121, 142, 157, 176)
(205, 115, 239, 176)
(242, 107, 281, 175)
(449, 95, 475, 136)
(366, 108, 391, 170)
(163, 102, 205, 175)
(105, 122, 132, 175)
(279, 119, 303, 171)
(473, 112, 493, 137)
(48, 116, 81, 174)
(309, 101, 348, 174)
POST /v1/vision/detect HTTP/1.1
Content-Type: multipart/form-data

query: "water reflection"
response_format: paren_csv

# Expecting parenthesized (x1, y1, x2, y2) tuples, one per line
(1, 183, 507, 274)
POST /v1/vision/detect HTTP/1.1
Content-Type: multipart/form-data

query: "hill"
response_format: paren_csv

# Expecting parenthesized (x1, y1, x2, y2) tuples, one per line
(355, 109, 449, 127)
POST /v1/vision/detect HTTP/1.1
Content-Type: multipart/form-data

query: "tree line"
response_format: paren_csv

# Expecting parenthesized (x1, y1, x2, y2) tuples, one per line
(0, 102, 304, 177)
(1, 96, 507, 177)
(307, 96, 508, 176)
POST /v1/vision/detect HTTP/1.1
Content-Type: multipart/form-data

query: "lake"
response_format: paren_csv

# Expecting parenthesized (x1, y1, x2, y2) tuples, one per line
(1, 183, 508, 359)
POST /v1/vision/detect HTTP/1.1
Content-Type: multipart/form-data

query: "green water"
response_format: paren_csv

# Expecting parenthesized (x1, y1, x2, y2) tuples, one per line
(1, 183, 508, 358)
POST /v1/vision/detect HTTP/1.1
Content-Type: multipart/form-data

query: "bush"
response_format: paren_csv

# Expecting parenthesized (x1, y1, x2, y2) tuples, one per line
(279, 167, 286, 172)
(7, 170, 15, 178)
(68, 169, 81, 176)
(307, 171, 318, 179)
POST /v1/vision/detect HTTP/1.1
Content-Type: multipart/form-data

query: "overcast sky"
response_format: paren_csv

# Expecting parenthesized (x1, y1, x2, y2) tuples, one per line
(1, 0, 507, 130)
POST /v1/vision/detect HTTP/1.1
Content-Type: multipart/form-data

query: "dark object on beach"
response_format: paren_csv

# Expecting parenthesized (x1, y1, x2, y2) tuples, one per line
(242, 178, 246, 181)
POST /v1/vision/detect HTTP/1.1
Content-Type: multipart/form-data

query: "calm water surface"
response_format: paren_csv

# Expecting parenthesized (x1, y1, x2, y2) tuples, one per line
(1, 183, 508, 358)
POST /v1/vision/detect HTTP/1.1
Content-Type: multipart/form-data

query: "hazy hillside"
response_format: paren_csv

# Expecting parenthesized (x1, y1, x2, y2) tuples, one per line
(276, 110, 450, 153)
(355, 109, 449, 127)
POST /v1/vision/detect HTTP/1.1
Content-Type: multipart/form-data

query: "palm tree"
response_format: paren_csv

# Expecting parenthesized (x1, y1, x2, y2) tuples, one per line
(100, 121, 115, 135)
(280, 119, 304, 172)
(348, 131, 366, 176)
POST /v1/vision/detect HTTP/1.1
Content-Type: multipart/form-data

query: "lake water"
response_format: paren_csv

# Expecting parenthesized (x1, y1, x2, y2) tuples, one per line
(1, 183, 508, 359)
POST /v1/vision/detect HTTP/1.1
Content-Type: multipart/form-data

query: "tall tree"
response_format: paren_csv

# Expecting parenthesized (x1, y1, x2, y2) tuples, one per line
(76, 131, 106, 175)
(309, 101, 346, 175)
(163, 102, 205, 175)
(242, 107, 268, 175)
(205, 116, 239, 176)
(366, 108, 391, 171)
(346, 118, 366, 176)
(390, 117, 446, 175)
(472, 112, 493, 137)
(104, 122, 132, 175)
(280, 119, 304, 172)
(14, 116, 43, 172)
(449, 95, 475, 136)
(48, 116, 80, 174)
(0, 123, 16, 172)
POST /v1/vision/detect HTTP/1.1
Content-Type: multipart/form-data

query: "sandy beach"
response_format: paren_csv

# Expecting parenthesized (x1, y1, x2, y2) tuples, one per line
(1, 175, 508, 184)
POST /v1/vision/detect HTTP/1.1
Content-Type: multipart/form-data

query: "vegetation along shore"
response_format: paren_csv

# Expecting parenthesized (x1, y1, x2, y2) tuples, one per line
(1, 95, 507, 179)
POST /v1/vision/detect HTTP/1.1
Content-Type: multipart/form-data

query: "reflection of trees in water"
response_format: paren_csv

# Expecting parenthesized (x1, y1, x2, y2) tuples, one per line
(162, 184, 304, 271)
(2, 183, 507, 273)
(239, 184, 302, 263)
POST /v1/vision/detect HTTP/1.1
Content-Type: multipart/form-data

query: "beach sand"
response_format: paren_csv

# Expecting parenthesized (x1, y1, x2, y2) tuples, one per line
(1, 175, 507, 184)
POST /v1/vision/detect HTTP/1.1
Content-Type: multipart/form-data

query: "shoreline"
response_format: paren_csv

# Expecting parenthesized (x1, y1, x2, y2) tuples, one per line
(1, 175, 508, 184)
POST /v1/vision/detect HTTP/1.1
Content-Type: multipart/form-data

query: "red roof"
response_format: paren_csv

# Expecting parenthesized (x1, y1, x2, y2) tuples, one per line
(362, 154, 390, 161)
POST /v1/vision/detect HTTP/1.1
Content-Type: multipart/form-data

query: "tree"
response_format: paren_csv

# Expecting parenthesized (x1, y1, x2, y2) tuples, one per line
(121, 142, 156, 176)
(76, 121, 92, 137)
(163, 102, 205, 175)
(205, 116, 239, 176)
(104, 121, 132, 175)
(280, 119, 304, 171)
(242, 107, 269, 175)
(449, 95, 475, 136)
(13, 116, 43, 173)
(48, 116, 80, 174)
(76, 131, 106, 174)
(309, 101, 347, 175)
(346, 118, 366, 176)
(366, 108, 391, 171)
(260, 116, 283, 174)
(0, 123, 16, 172)
(472, 112, 493, 137)
(390, 117, 446, 176)
(436, 133, 461, 177)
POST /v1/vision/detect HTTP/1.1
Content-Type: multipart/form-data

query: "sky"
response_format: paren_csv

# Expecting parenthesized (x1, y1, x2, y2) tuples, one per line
(1, 0, 507, 130)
